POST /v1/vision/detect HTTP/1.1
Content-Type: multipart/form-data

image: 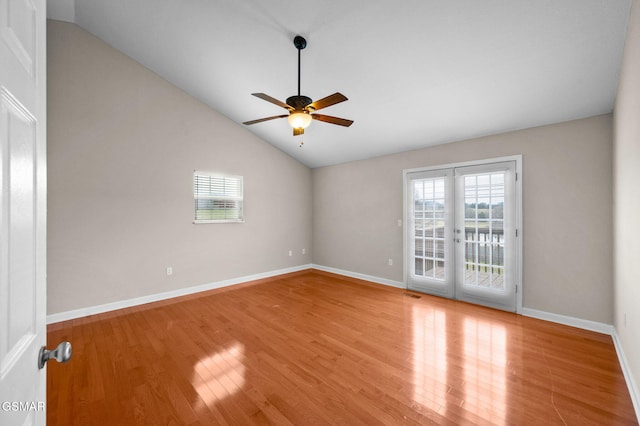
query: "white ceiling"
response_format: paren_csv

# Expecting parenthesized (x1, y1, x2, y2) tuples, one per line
(49, 0, 631, 168)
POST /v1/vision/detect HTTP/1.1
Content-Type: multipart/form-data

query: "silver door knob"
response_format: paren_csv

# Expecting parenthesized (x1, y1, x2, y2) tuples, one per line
(38, 341, 72, 369)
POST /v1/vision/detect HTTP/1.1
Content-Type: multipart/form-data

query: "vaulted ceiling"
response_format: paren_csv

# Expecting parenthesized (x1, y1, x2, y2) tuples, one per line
(48, 0, 631, 168)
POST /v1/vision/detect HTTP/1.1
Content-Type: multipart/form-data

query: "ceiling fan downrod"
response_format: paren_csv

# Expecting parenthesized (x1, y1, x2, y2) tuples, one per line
(293, 35, 306, 97)
(286, 36, 312, 110)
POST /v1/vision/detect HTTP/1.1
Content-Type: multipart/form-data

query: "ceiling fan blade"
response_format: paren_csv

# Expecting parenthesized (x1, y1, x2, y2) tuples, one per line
(311, 114, 353, 127)
(307, 92, 348, 112)
(243, 114, 288, 125)
(251, 93, 292, 110)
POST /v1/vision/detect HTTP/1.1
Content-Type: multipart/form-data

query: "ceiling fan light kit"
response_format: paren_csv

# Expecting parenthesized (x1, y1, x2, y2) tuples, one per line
(243, 35, 353, 136)
(288, 111, 312, 129)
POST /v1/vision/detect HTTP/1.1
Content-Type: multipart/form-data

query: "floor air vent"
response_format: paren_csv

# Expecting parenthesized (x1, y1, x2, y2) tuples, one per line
(404, 293, 421, 299)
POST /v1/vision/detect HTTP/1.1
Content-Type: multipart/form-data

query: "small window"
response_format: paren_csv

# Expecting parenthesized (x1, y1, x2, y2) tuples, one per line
(193, 172, 243, 223)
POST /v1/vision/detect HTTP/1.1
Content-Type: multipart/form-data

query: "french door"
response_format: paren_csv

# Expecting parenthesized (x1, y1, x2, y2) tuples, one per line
(405, 160, 518, 312)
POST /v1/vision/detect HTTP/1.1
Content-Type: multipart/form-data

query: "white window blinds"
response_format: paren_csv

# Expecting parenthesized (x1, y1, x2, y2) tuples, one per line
(194, 172, 244, 223)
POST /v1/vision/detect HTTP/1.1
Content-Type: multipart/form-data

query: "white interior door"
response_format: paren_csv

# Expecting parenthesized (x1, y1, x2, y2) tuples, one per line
(405, 160, 519, 312)
(0, 0, 48, 424)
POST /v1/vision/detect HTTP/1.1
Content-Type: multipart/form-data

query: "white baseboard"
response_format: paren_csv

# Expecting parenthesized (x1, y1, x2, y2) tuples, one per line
(612, 330, 640, 422)
(46, 264, 313, 324)
(311, 264, 405, 289)
(520, 307, 614, 335)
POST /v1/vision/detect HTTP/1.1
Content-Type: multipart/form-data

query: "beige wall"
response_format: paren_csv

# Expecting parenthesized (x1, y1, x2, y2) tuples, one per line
(47, 21, 312, 314)
(313, 115, 613, 323)
(614, 0, 640, 407)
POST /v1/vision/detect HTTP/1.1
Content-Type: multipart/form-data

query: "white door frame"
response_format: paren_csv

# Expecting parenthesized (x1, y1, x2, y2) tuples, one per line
(403, 155, 523, 313)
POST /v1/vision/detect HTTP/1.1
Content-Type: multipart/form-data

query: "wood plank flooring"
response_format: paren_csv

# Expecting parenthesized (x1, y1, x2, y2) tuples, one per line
(46, 270, 638, 425)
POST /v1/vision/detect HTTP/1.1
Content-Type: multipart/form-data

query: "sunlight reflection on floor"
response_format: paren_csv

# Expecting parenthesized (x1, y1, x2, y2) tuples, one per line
(412, 304, 508, 424)
(463, 316, 507, 425)
(192, 342, 246, 404)
(412, 305, 449, 413)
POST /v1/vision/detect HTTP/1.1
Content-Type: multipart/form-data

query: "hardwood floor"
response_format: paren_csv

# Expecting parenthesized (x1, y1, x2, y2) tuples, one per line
(47, 270, 637, 425)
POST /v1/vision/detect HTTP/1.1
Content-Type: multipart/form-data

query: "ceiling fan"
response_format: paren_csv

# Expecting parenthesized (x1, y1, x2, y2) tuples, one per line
(243, 35, 353, 136)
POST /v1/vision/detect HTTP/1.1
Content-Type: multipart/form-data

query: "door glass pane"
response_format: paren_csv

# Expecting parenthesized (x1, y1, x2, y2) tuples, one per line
(413, 177, 446, 280)
(463, 172, 507, 290)
(415, 258, 424, 276)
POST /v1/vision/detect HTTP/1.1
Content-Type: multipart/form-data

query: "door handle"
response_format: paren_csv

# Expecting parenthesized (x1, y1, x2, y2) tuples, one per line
(39, 341, 72, 369)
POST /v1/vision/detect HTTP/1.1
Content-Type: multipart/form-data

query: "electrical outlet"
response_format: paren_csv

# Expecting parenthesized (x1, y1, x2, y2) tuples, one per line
(388, 258, 393, 266)
(397, 219, 402, 227)
(288, 250, 292, 257)
(302, 248, 306, 255)
(166, 267, 173, 276)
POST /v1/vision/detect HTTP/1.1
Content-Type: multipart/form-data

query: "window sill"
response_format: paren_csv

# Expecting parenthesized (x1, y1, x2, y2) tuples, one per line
(193, 219, 245, 224)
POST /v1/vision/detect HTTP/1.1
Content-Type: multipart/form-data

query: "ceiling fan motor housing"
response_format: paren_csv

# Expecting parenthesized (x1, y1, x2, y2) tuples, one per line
(286, 95, 313, 110)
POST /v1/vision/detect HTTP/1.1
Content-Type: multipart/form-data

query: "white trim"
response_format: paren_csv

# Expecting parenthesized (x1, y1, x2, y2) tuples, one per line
(311, 264, 405, 289)
(403, 155, 524, 176)
(46, 264, 313, 324)
(520, 307, 614, 335)
(612, 330, 640, 422)
(515, 156, 523, 313)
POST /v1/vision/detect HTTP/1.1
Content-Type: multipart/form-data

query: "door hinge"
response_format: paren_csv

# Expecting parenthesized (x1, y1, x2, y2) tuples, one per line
(515, 229, 518, 237)
(515, 173, 518, 181)
(515, 285, 518, 293)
